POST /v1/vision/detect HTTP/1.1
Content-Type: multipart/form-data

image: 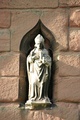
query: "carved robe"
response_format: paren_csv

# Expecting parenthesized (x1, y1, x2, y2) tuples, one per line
(27, 48, 51, 100)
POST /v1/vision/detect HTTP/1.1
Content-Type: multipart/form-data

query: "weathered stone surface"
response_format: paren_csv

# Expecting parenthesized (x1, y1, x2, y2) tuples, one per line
(0, 103, 79, 120)
(70, 9, 80, 27)
(0, 77, 27, 102)
(0, 103, 21, 120)
(0, 29, 10, 51)
(26, 110, 61, 120)
(57, 77, 80, 102)
(19, 77, 27, 103)
(11, 10, 39, 51)
(58, 52, 80, 76)
(41, 8, 68, 50)
(0, 52, 28, 77)
(59, 0, 80, 7)
(20, 53, 26, 77)
(0, 103, 63, 120)
(0, 11, 11, 28)
(11, 9, 68, 51)
(57, 52, 80, 68)
(69, 29, 80, 51)
(58, 61, 80, 76)
(0, 52, 19, 76)
(56, 102, 79, 120)
(78, 104, 80, 119)
(0, 77, 19, 102)
(0, 0, 58, 8)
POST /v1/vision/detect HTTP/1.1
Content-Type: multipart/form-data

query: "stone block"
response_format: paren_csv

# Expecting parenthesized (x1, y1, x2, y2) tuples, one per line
(0, 103, 21, 120)
(0, 77, 19, 102)
(59, 0, 80, 7)
(70, 9, 80, 27)
(0, 0, 58, 8)
(0, 11, 11, 28)
(57, 77, 80, 102)
(0, 103, 63, 120)
(0, 52, 28, 77)
(11, 9, 68, 51)
(0, 52, 19, 76)
(56, 102, 79, 120)
(0, 77, 27, 102)
(41, 8, 68, 50)
(0, 103, 79, 120)
(58, 61, 80, 76)
(57, 52, 80, 68)
(57, 52, 80, 76)
(69, 29, 80, 51)
(0, 29, 10, 51)
(11, 10, 39, 51)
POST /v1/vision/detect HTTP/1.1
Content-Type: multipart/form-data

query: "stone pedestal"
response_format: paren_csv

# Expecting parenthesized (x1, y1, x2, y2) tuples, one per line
(25, 100, 52, 109)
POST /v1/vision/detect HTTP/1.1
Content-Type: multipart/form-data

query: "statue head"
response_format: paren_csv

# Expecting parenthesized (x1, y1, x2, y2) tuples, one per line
(35, 34, 44, 44)
(34, 34, 44, 49)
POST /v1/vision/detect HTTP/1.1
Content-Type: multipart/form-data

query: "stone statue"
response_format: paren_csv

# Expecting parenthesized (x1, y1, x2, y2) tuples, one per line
(25, 34, 52, 108)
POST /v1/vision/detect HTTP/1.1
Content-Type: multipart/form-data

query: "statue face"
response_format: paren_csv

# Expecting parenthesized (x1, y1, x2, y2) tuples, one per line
(35, 42, 41, 49)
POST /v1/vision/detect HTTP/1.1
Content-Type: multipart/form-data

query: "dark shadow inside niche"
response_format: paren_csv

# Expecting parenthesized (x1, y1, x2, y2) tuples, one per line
(20, 20, 56, 104)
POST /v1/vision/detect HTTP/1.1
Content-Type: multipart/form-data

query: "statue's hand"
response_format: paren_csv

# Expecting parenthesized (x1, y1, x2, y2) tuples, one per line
(45, 74, 48, 80)
(38, 78, 41, 82)
(27, 55, 34, 63)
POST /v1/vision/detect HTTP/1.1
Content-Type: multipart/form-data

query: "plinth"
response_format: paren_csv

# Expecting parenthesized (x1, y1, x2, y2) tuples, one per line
(25, 99, 52, 109)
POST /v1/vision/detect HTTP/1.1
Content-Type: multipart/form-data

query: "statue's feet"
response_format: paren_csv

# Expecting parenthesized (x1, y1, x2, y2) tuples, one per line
(37, 97, 44, 101)
(30, 96, 37, 101)
(44, 97, 50, 102)
(26, 97, 37, 104)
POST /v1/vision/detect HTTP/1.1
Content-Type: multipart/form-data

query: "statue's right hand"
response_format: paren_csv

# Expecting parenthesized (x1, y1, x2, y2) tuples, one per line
(27, 56, 34, 63)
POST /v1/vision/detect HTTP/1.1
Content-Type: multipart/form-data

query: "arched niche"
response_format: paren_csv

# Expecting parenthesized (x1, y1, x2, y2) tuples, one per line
(20, 20, 56, 104)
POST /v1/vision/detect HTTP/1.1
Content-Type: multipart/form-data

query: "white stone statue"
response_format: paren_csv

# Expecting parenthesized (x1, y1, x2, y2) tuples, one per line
(26, 34, 51, 104)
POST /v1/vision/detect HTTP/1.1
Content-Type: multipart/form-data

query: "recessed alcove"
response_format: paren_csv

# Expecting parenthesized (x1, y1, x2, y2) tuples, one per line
(20, 20, 56, 104)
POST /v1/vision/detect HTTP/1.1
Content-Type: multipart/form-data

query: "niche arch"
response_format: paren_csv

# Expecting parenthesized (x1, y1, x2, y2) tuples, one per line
(20, 20, 56, 103)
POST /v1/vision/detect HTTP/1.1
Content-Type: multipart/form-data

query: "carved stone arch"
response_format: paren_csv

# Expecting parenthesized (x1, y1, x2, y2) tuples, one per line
(20, 20, 56, 103)
(20, 20, 56, 54)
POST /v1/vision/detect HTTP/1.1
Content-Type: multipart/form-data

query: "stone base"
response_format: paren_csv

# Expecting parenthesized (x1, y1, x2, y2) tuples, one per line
(25, 100, 52, 109)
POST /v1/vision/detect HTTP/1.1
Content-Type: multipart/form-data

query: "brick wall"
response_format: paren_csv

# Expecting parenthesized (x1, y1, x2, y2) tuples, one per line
(0, 0, 80, 120)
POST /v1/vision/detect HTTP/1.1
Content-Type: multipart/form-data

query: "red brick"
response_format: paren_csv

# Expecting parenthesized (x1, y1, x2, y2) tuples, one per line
(69, 29, 80, 51)
(59, 0, 80, 7)
(0, 11, 11, 28)
(0, 0, 58, 8)
(0, 29, 10, 52)
(0, 77, 19, 102)
(0, 52, 19, 76)
(57, 77, 80, 102)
